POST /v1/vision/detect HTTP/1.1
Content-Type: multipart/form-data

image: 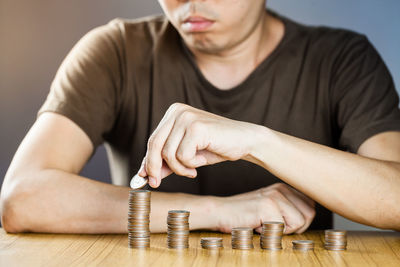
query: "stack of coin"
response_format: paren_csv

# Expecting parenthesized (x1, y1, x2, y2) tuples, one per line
(127, 190, 151, 249)
(167, 210, 190, 249)
(200, 237, 223, 249)
(324, 230, 347, 251)
(231, 227, 254, 249)
(260, 221, 284, 250)
(292, 240, 314, 251)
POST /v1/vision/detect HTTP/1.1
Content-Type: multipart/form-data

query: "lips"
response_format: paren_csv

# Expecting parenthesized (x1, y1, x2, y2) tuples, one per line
(181, 16, 215, 32)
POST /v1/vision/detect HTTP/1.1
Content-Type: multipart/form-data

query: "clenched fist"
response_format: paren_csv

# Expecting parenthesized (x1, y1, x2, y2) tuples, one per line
(215, 183, 316, 234)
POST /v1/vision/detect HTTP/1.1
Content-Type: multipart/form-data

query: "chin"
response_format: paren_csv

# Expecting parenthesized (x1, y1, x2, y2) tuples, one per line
(186, 36, 225, 54)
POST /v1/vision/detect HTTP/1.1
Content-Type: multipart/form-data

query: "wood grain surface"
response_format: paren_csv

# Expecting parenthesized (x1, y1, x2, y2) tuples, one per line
(0, 229, 399, 266)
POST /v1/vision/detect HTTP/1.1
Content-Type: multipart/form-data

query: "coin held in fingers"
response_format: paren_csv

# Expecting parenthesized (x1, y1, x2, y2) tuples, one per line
(130, 174, 148, 189)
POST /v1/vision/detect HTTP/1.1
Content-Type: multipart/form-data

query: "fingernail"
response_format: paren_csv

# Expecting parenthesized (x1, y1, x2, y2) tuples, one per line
(188, 170, 197, 178)
(149, 177, 157, 187)
(139, 169, 146, 176)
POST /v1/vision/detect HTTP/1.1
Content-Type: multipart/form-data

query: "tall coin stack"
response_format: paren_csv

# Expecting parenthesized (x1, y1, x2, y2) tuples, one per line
(128, 189, 151, 249)
(260, 221, 284, 250)
(292, 240, 314, 251)
(324, 230, 347, 251)
(167, 210, 190, 249)
(231, 227, 254, 250)
(201, 237, 223, 249)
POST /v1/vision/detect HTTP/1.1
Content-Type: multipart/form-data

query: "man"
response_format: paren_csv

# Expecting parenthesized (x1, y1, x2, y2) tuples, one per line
(1, 0, 400, 234)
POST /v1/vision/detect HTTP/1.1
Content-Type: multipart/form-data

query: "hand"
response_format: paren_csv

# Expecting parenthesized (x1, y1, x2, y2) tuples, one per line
(138, 103, 260, 187)
(214, 183, 316, 234)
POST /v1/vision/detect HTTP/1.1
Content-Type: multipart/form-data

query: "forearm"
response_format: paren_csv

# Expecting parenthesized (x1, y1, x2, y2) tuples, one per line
(150, 191, 218, 233)
(1, 169, 129, 233)
(245, 126, 400, 229)
(1, 169, 217, 234)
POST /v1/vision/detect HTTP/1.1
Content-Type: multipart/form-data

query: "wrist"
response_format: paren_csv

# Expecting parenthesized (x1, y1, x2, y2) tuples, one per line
(242, 124, 276, 169)
(183, 194, 221, 231)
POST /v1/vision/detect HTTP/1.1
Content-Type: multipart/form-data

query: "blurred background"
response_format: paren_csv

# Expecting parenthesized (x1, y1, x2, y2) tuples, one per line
(1, 0, 399, 230)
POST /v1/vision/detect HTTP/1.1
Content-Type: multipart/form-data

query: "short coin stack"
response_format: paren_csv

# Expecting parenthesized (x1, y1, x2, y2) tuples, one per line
(231, 227, 254, 250)
(128, 190, 151, 249)
(167, 210, 190, 249)
(201, 237, 223, 249)
(292, 240, 314, 251)
(260, 221, 284, 250)
(324, 230, 347, 251)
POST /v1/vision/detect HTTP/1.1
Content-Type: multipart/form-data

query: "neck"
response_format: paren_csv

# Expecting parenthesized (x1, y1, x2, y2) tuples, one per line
(188, 13, 284, 90)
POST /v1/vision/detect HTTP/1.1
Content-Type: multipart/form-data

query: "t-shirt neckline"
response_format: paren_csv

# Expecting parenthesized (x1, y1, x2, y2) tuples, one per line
(180, 10, 293, 98)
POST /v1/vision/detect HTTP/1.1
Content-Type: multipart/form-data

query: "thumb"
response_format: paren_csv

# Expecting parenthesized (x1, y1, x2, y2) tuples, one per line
(138, 158, 147, 177)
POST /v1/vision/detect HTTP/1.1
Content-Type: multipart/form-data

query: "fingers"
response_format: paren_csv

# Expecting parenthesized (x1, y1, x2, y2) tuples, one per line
(143, 103, 241, 188)
(275, 184, 316, 233)
(145, 118, 175, 183)
(144, 104, 202, 187)
(138, 157, 147, 177)
(162, 121, 197, 178)
(176, 124, 208, 168)
(144, 104, 188, 185)
(177, 123, 224, 168)
(265, 190, 307, 234)
(255, 199, 284, 234)
(138, 156, 175, 187)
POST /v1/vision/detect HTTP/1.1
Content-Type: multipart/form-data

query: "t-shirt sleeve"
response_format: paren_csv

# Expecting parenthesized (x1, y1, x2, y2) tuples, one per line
(38, 19, 125, 148)
(332, 34, 400, 153)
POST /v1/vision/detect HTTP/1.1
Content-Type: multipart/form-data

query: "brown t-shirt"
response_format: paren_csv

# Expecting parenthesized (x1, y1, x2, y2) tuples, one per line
(38, 11, 400, 229)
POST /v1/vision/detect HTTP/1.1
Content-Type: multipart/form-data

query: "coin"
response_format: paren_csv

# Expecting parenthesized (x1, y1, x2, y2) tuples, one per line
(231, 227, 254, 250)
(324, 229, 347, 251)
(130, 174, 148, 189)
(292, 240, 314, 251)
(128, 189, 151, 249)
(260, 221, 284, 250)
(201, 237, 223, 249)
(167, 210, 190, 249)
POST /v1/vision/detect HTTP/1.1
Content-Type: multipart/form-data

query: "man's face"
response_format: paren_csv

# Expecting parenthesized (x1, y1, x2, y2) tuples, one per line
(158, 0, 266, 54)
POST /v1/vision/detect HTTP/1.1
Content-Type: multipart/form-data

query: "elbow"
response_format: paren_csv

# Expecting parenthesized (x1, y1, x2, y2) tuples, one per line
(368, 202, 400, 231)
(370, 220, 400, 232)
(0, 180, 31, 233)
(375, 221, 400, 232)
(386, 209, 400, 232)
(1, 198, 23, 233)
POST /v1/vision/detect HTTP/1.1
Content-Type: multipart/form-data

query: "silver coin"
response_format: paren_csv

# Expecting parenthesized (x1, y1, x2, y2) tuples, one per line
(292, 240, 315, 251)
(166, 210, 190, 249)
(130, 174, 148, 189)
(231, 228, 254, 250)
(128, 189, 151, 249)
(200, 240, 222, 243)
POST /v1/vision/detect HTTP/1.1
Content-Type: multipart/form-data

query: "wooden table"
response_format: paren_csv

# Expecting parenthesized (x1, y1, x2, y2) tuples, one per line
(1, 229, 399, 266)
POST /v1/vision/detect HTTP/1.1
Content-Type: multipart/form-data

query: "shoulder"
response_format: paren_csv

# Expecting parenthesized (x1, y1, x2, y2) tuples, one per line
(85, 15, 178, 63)
(65, 14, 176, 75)
(73, 15, 170, 53)
(104, 15, 171, 44)
(300, 23, 367, 46)
(276, 13, 382, 86)
(276, 11, 372, 62)
(305, 25, 371, 61)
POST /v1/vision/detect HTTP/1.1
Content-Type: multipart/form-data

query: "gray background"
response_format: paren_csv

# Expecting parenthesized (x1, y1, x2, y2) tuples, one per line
(1, 0, 399, 231)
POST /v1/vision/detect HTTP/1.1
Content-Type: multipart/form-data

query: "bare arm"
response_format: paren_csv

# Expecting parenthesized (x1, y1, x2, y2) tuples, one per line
(141, 103, 400, 230)
(0, 113, 216, 233)
(245, 128, 400, 230)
